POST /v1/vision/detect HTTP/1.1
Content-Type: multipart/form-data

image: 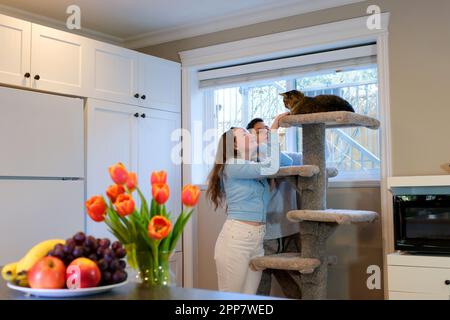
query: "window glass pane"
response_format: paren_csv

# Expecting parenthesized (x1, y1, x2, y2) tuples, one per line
(211, 80, 288, 150)
(296, 67, 380, 179)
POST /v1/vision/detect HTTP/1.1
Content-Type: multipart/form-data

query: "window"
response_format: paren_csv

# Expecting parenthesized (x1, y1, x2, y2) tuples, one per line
(210, 80, 290, 151)
(201, 45, 380, 182)
(296, 67, 380, 180)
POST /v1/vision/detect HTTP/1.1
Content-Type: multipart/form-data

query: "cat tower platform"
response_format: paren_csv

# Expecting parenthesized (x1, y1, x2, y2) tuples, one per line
(251, 111, 380, 300)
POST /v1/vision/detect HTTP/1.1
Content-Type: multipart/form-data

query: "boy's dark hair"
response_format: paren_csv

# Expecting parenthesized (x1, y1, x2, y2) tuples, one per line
(246, 118, 264, 130)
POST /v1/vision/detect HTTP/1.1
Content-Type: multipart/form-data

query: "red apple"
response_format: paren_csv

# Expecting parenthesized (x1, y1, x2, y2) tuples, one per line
(66, 258, 101, 289)
(28, 256, 66, 289)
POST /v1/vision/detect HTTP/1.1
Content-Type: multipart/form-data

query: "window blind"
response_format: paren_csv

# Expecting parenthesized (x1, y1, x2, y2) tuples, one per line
(198, 44, 377, 89)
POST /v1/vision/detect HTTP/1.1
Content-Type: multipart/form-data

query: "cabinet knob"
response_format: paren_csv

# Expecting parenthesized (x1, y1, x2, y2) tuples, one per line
(445, 280, 450, 285)
(141, 113, 146, 118)
(24, 73, 31, 78)
(34, 75, 40, 80)
(141, 95, 146, 100)
(134, 113, 139, 118)
(134, 93, 140, 98)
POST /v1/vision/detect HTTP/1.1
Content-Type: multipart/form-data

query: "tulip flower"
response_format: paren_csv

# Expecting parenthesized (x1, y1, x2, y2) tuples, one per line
(182, 185, 201, 207)
(126, 172, 137, 192)
(152, 183, 170, 205)
(115, 193, 135, 217)
(106, 184, 125, 203)
(151, 171, 167, 185)
(148, 216, 172, 240)
(86, 196, 107, 222)
(109, 162, 128, 185)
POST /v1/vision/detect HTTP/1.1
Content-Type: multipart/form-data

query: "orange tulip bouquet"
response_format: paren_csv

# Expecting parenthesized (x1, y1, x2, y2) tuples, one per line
(85, 163, 200, 286)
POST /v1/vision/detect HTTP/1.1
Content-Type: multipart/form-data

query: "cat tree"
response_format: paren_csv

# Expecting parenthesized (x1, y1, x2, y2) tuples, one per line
(251, 111, 380, 300)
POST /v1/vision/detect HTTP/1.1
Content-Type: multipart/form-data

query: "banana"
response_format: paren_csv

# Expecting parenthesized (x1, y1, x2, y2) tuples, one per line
(16, 239, 65, 276)
(14, 270, 29, 287)
(1, 261, 18, 282)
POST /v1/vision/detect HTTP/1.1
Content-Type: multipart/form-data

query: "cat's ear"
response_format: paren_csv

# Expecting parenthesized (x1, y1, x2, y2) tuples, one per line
(280, 92, 287, 97)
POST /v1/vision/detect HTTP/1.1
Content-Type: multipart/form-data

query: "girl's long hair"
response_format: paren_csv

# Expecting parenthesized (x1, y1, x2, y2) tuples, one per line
(206, 129, 238, 210)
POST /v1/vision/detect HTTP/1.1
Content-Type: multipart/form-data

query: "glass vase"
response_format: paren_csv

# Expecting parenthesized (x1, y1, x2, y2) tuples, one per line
(127, 246, 173, 287)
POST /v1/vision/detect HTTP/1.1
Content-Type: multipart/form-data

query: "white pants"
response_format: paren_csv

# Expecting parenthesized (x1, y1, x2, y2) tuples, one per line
(214, 219, 265, 294)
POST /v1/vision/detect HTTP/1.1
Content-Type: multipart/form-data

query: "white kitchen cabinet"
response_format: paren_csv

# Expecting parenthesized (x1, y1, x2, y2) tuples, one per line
(86, 99, 140, 239)
(137, 108, 182, 251)
(0, 180, 84, 266)
(138, 54, 181, 113)
(387, 253, 450, 300)
(30, 24, 90, 96)
(0, 14, 31, 87)
(90, 41, 141, 105)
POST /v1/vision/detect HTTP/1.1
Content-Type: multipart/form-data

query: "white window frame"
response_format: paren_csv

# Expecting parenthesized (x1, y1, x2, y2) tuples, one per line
(179, 13, 392, 295)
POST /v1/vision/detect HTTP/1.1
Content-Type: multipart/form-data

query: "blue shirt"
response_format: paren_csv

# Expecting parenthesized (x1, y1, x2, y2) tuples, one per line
(222, 138, 293, 223)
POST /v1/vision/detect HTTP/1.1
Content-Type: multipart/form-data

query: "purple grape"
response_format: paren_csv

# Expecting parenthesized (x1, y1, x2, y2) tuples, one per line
(109, 260, 121, 271)
(99, 238, 111, 249)
(65, 238, 76, 247)
(112, 270, 127, 284)
(97, 259, 108, 271)
(64, 255, 74, 265)
(96, 247, 105, 256)
(118, 260, 126, 269)
(53, 247, 65, 259)
(88, 253, 98, 261)
(73, 232, 86, 245)
(103, 248, 114, 258)
(83, 246, 92, 256)
(103, 255, 113, 264)
(111, 241, 122, 251)
(114, 247, 126, 259)
(72, 246, 84, 258)
(84, 239, 93, 248)
(101, 271, 112, 284)
(63, 241, 75, 254)
(54, 244, 64, 251)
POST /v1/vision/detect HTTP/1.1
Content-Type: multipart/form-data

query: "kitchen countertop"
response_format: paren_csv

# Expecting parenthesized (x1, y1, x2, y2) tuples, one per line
(0, 277, 278, 300)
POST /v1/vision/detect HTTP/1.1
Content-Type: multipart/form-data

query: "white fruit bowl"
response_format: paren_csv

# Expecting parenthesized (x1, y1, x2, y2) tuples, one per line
(7, 280, 128, 298)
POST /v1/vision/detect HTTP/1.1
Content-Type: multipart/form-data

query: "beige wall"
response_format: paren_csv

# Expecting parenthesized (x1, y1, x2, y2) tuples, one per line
(195, 187, 382, 299)
(139, 0, 450, 176)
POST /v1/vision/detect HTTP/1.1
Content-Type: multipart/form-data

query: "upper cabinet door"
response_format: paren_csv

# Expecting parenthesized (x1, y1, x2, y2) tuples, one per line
(90, 42, 141, 106)
(85, 99, 140, 239)
(137, 109, 182, 250)
(31, 24, 89, 96)
(0, 14, 31, 87)
(139, 54, 181, 113)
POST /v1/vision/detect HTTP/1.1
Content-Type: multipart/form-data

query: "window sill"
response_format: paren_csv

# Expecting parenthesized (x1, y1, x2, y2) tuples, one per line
(328, 179, 380, 188)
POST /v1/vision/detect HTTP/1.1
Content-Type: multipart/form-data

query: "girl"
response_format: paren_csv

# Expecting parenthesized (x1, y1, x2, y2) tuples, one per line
(207, 119, 290, 294)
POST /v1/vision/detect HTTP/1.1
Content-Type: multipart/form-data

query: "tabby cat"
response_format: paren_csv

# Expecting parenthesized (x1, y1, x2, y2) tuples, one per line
(280, 90, 355, 115)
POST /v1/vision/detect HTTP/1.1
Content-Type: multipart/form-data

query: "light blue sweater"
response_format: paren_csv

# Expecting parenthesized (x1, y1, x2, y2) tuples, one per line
(222, 136, 293, 223)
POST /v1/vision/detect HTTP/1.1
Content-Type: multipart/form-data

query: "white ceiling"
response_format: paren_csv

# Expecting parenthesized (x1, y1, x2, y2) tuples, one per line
(0, 0, 365, 48)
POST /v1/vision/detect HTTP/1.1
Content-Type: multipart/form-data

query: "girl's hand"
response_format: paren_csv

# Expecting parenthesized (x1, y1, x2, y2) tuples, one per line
(271, 112, 291, 130)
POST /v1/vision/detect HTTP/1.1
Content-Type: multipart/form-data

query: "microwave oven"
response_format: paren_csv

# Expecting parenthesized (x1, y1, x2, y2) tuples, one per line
(394, 194, 450, 254)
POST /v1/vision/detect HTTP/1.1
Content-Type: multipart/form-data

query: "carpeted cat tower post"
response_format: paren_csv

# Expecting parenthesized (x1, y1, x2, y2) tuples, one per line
(250, 111, 380, 300)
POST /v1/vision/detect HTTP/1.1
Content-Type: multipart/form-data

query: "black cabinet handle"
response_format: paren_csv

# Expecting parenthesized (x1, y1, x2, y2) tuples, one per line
(24, 73, 31, 78)
(141, 95, 146, 100)
(134, 113, 139, 118)
(141, 113, 146, 118)
(134, 93, 140, 98)
(445, 280, 450, 285)
(34, 75, 40, 80)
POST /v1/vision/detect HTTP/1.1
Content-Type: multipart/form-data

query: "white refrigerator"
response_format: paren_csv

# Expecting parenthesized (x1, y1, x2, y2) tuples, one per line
(0, 86, 85, 265)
